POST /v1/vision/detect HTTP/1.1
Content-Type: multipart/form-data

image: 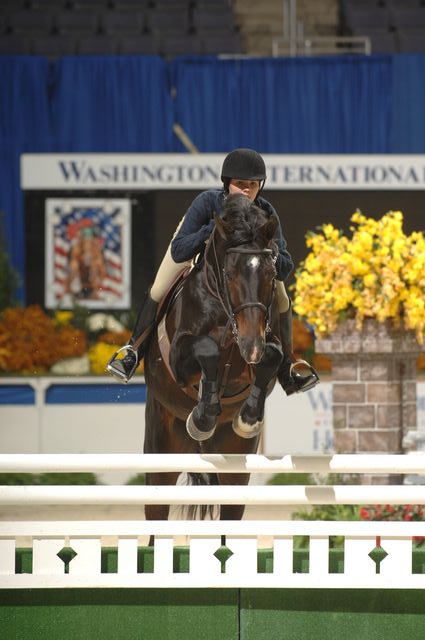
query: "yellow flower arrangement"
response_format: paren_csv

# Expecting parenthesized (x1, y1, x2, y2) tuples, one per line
(87, 327, 136, 376)
(293, 211, 425, 344)
(88, 342, 120, 375)
(53, 311, 74, 326)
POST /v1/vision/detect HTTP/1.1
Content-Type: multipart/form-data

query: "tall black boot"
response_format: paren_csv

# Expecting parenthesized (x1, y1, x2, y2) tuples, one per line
(277, 303, 319, 396)
(106, 292, 158, 383)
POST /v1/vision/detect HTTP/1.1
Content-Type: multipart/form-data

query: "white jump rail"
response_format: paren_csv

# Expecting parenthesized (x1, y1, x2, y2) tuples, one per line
(1, 454, 425, 590)
(2, 452, 425, 474)
(2, 484, 425, 506)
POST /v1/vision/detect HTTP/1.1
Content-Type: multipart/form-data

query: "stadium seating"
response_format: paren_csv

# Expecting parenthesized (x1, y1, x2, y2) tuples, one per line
(70, 1, 110, 8)
(397, 28, 425, 52)
(77, 34, 120, 54)
(109, 0, 150, 7)
(119, 33, 160, 55)
(203, 31, 241, 54)
(146, 8, 190, 35)
(100, 9, 145, 35)
(342, 6, 390, 32)
(388, 5, 425, 30)
(32, 34, 76, 56)
(192, 5, 236, 34)
(8, 9, 53, 34)
(351, 27, 398, 54)
(0, 34, 31, 54)
(341, 0, 425, 54)
(386, 0, 425, 9)
(0, 0, 26, 9)
(154, 0, 191, 8)
(0, 1, 235, 58)
(55, 10, 99, 35)
(160, 32, 202, 56)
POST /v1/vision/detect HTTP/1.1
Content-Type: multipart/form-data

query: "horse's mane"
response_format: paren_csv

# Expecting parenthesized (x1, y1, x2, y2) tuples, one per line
(220, 194, 269, 249)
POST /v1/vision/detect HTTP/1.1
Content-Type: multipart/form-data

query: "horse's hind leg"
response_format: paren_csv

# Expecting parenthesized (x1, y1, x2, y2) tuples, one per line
(218, 472, 251, 521)
(144, 471, 180, 546)
(144, 471, 180, 522)
(143, 393, 183, 524)
(234, 342, 283, 439)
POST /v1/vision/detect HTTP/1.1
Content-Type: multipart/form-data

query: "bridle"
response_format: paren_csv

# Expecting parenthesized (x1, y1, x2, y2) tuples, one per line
(203, 228, 277, 345)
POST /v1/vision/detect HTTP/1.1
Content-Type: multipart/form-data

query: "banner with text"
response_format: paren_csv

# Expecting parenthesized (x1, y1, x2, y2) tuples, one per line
(21, 153, 425, 191)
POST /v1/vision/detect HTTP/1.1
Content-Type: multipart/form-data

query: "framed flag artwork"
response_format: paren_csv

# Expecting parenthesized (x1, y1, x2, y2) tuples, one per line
(45, 198, 131, 309)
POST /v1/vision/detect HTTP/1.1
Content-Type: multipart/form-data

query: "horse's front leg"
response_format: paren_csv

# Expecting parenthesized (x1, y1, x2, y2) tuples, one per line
(173, 335, 221, 441)
(234, 342, 283, 439)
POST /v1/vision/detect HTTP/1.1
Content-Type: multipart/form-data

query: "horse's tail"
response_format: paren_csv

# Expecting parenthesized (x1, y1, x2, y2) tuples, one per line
(184, 472, 219, 520)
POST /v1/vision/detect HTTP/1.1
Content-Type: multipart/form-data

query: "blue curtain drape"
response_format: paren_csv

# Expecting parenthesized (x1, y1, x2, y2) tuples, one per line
(0, 56, 52, 291)
(391, 54, 425, 152)
(171, 55, 392, 153)
(51, 55, 173, 151)
(1, 53, 425, 300)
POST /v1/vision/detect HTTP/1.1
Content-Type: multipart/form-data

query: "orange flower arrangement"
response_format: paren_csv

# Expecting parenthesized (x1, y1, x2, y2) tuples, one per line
(292, 317, 313, 357)
(0, 304, 369, 377)
(0, 305, 87, 374)
(98, 329, 132, 346)
(292, 316, 331, 372)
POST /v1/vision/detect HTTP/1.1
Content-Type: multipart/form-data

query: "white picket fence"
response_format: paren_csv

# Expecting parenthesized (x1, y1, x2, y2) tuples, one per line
(1, 453, 425, 590)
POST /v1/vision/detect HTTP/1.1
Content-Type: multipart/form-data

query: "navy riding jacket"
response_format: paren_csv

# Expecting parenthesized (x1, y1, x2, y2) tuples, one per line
(170, 189, 294, 281)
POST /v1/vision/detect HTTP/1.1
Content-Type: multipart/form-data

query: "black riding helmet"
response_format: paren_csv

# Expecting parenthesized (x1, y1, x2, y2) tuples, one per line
(221, 148, 267, 196)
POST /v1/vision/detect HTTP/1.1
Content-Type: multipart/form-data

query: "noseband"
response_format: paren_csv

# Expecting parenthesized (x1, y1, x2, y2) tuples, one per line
(203, 230, 277, 345)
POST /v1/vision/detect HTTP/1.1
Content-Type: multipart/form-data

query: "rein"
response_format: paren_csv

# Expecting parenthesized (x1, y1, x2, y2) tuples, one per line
(203, 229, 277, 347)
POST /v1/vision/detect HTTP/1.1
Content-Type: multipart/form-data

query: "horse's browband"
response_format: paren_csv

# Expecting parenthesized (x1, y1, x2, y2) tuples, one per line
(226, 247, 273, 255)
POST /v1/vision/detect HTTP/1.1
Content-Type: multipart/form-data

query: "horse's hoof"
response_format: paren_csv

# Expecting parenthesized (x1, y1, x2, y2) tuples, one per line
(186, 410, 216, 441)
(232, 413, 263, 439)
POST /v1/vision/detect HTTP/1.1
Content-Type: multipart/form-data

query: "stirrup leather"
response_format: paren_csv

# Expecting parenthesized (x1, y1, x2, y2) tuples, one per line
(106, 345, 139, 382)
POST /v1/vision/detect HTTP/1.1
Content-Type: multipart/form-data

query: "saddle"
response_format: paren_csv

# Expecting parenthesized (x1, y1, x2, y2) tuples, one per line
(156, 268, 191, 327)
(129, 267, 191, 355)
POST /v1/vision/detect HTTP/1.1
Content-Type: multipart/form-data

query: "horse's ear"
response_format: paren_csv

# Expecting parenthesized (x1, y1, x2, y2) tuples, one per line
(260, 216, 278, 242)
(214, 213, 230, 239)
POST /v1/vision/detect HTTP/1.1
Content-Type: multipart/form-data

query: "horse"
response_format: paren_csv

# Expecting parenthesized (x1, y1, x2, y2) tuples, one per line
(143, 194, 284, 521)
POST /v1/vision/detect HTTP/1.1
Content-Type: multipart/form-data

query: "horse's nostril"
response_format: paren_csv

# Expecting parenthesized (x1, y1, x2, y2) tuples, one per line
(251, 347, 261, 363)
(239, 338, 265, 364)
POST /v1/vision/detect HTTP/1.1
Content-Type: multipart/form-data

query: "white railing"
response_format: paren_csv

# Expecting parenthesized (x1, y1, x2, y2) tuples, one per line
(271, 36, 371, 57)
(1, 454, 425, 590)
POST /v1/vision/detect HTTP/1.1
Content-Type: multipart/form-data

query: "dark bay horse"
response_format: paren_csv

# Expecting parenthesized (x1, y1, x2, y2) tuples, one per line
(143, 194, 283, 520)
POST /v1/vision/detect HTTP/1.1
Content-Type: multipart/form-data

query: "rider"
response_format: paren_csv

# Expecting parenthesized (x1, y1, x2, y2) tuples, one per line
(107, 148, 319, 395)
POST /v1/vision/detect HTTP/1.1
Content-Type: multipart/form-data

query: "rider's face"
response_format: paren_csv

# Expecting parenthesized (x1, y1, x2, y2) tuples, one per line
(229, 179, 260, 201)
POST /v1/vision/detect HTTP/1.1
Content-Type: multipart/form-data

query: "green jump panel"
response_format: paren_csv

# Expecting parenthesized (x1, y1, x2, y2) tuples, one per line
(241, 589, 425, 640)
(0, 589, 239, 640)
(6, 548, 425, 639)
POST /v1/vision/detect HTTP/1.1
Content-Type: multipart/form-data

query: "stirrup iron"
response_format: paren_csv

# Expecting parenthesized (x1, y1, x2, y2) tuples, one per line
(106, 344, 139, 382)
(290, 359, 320, 392)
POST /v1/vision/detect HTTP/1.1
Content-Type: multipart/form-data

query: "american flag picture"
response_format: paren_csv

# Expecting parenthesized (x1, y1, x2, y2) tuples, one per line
(45, 199, 131, 309)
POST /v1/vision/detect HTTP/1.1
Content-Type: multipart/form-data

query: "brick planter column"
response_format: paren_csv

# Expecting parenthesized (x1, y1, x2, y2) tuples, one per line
(316, 319, 421, 482)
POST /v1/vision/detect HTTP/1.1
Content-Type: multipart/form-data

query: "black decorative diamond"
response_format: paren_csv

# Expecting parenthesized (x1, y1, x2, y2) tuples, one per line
(214, 536, 234, 574)
(368, 543, 388, 574)
(57, 546, 78, 574)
